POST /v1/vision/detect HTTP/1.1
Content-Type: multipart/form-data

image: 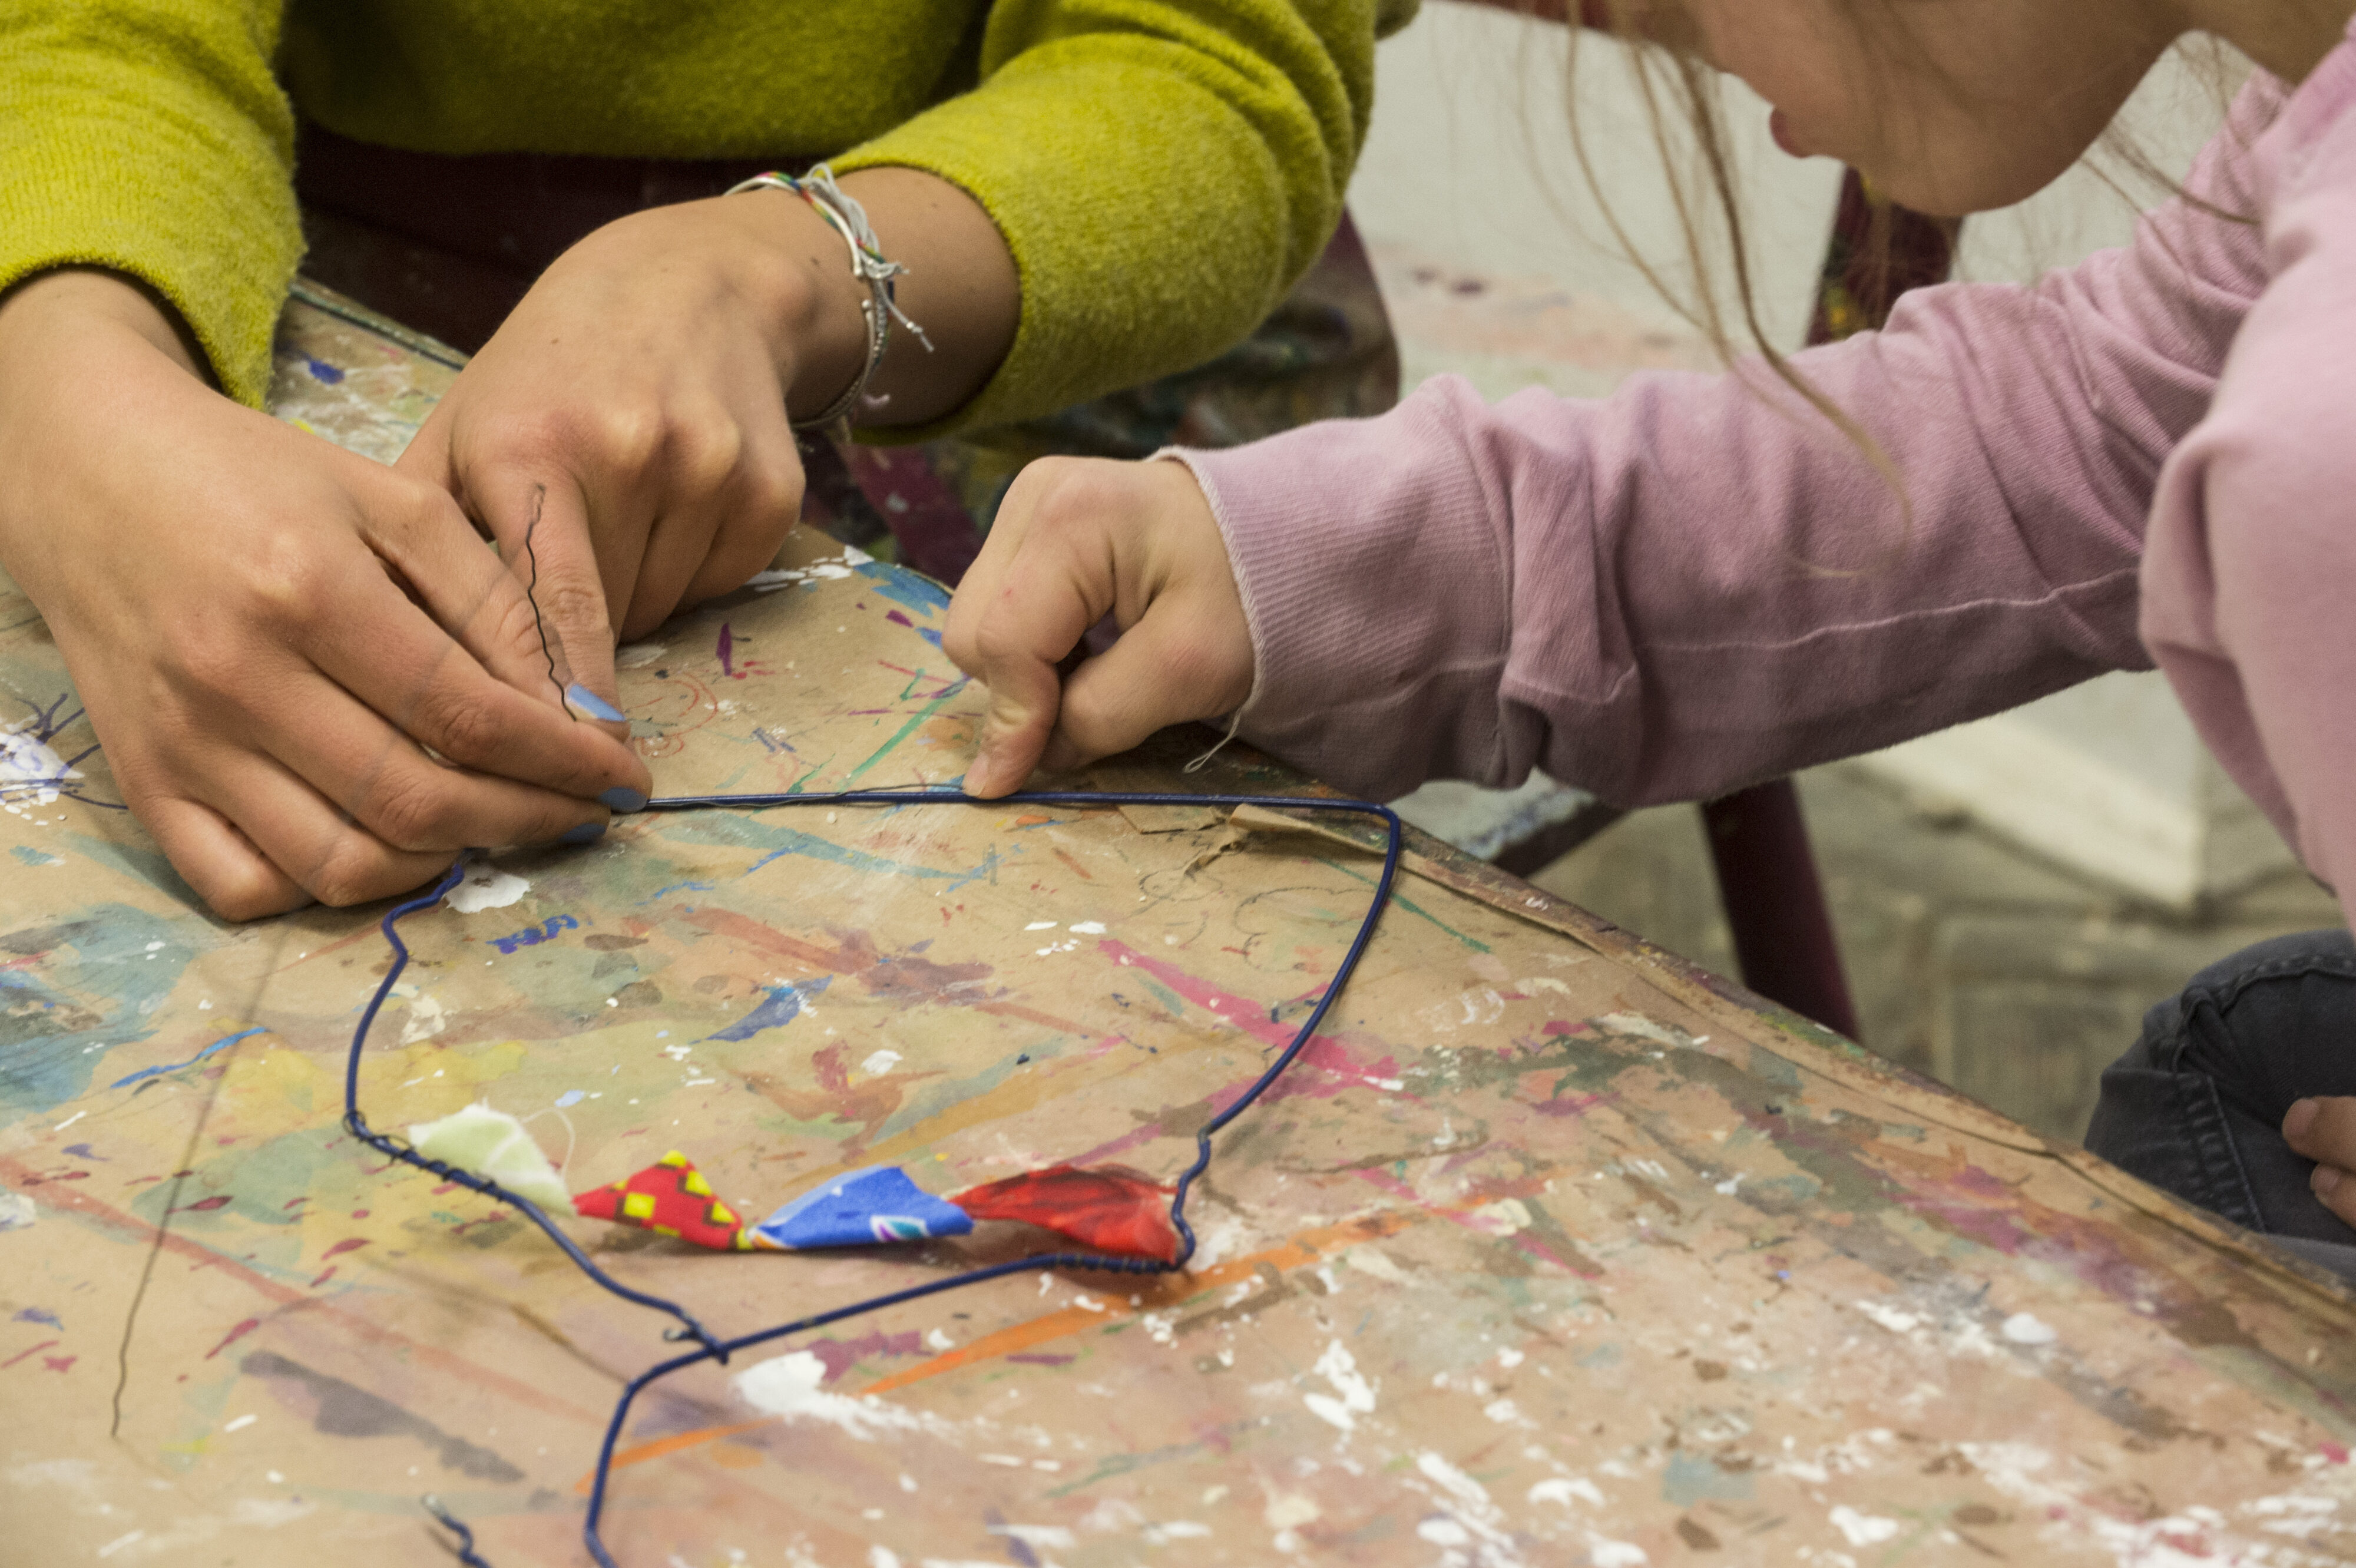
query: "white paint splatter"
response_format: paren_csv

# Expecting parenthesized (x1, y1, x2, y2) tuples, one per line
(1345, 1246, 1411, 1283)
(448, 866, 530, 913)
(1025, 921, 1058, 931)
(400, 993, 451, 1045)
(861, 1050, 903, 1076)
(1471, 1198, 1532, 1233)
(1528, 1477, 1606, 1507)
(1303, 1339, 1377, 1432)
(1418, 1519, 1471, 1545)
(221, 1414, 257, 1433)
(2001, 1311, 2058, 1345)
(1, 719, 78, 809)
(735, 1351, 921, 1439)
(616, 642, 668, 668)
(1588, 1541, 1647, 1567)
(0, 1192, 33, 1232)
(1830, 1506, 1901, 1546)
(1854, 1300, 1921, 1335)
(1068, 921, 1107, 935)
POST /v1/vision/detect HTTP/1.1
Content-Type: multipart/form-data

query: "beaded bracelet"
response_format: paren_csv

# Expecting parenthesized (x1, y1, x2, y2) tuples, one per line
(726, 164, 934, 432)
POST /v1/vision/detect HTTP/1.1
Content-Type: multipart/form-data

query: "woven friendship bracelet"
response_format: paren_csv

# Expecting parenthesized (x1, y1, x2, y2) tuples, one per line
(727, 164, 935, 432)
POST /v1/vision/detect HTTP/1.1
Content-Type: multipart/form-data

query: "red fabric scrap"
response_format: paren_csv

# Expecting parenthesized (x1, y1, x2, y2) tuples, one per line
(951, 1164, 1179, 1262)
(572, 1151, 754, 1251)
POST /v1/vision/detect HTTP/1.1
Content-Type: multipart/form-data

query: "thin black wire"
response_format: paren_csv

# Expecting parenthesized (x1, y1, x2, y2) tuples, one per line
(346, 786, 1399, 1565)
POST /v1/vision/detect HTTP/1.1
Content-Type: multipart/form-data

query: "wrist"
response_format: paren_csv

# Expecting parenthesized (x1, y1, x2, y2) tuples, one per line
(691, 190, 875, 426)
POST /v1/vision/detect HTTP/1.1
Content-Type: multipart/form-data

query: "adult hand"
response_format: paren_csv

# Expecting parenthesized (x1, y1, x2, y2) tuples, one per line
(2284, 1097, 2356, 1225)
(942, 456, 1255, 797)
(0, 272, 651, 920)
(394, 196, 826, 707)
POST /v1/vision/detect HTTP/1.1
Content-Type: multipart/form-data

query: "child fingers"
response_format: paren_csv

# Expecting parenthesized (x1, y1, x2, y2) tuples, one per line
(945, 553, 1102, 798)
(1048, 598, 1253, 773)
(2285, 1098, 2356, 1222)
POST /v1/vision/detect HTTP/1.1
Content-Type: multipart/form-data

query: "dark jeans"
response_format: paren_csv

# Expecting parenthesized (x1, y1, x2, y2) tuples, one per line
(2085, 929, 2356, 1279)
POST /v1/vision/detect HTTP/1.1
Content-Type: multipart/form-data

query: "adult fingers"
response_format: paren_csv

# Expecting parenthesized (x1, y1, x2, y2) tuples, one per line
(140, 795, 313, 922)
(358, 471, 599, 714)
(473, 474, 634, 725)
(302, 563, 651, 808)
(195, 752, 471, 910)
(666, 416, 806, 626)
(255, 667, 612, 854)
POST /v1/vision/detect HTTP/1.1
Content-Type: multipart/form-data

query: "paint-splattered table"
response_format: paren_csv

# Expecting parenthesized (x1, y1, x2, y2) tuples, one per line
(7, 286, 2356, 1568)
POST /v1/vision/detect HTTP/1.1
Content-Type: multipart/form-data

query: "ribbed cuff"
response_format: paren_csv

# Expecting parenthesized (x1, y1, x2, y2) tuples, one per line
(1163, 379, 1519, 799)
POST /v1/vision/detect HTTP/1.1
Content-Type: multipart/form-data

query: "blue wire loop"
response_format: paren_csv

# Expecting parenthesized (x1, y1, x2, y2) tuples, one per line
(346, 786, 1400, 1567)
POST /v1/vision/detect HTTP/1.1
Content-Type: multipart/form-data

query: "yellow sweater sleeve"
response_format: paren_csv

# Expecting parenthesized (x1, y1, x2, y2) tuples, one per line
(0, 1, 299, 408)
(832, 0, 1389, 438)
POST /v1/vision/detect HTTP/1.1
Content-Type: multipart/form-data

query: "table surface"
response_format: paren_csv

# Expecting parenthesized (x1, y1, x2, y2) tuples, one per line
(5, 287, 2356, 1568)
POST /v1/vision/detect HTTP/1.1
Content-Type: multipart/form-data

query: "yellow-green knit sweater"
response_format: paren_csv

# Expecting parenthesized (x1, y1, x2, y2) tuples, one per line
(0, 0, 1416, 432)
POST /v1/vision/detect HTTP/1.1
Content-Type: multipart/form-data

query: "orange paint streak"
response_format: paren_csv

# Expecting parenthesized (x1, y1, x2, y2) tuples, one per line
(580, 1210, 1415, 1490)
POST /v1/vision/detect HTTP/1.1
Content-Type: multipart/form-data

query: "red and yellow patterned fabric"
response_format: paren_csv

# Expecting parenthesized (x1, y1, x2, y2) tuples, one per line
(571, 1152, 756, 1252)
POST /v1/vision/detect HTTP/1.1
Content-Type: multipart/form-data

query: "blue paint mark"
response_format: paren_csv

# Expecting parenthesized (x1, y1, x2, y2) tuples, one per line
(14, 1307, 61, 1328)
(644, 879, 715, 902)
(9, 846, 59, 867)
(918, 626, 943, 648)
(489, 913, 579, 955)
(855, 560, 948, 615)
(110, 1027, 267, 1090)
(303, 356, 345, 384)
(709, 976, 832, 1042)
(661, 813, 1002, 892)
(554, 1090, 586, 1109)
(61, 1143, 104, 1160)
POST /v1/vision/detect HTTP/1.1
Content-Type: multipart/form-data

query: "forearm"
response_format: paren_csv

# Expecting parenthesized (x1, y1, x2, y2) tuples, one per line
(691, 167, 1017, 432)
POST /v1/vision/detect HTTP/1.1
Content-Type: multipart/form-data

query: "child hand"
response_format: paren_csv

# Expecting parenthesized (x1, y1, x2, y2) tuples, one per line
(0, 272, 652, 919)
(394, 197, 824, 705)
(2284, 1098, 2356, 1225)
(943, 457, 1254, 797)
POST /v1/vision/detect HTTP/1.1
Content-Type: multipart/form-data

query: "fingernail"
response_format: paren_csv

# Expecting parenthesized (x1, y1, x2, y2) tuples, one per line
(2287, 1097, 2321, 1140)
(564, 682, 627, 723)
(600, 786, 648, 813)
(962, 750, 997, 798)
(558, 821, 606, 846)
(2316, 1165, 2342, 1197)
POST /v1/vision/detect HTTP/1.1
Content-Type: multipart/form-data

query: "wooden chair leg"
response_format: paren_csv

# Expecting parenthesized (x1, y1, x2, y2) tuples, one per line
(1700, 782, 1859, 1038)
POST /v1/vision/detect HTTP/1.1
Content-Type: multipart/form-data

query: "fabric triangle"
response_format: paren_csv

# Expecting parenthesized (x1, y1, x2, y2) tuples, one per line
(753, 1165, 975, 1250)
(951, 1164, 1179, 1261)
(572, 1151, 755, 1251)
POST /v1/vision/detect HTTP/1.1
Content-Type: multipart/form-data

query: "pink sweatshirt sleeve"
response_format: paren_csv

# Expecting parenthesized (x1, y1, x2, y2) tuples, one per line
(2140, 57, 2356, 905)
(1174, 86, 2274, 811)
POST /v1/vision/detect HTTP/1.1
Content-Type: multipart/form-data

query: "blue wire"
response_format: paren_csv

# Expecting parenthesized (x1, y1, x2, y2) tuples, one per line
(346, 786, 1400, 1565)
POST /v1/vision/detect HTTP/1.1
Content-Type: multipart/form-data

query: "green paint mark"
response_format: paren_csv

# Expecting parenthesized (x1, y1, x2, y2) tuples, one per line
(1138, 977, 1188, 1017)
(845, 692, 958, 784)
(1316, 858, 1490, 952)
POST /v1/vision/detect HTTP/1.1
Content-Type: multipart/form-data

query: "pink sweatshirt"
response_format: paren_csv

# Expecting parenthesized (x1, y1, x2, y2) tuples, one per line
(1179, 32, 2356, 930)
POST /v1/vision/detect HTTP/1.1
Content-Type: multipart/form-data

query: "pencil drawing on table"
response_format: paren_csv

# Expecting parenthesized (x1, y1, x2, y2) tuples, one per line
(7, 287, 2356, 1566)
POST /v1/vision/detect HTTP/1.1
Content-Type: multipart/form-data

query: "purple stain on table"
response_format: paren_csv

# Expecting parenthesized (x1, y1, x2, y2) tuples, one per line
(61, 1143, 105, 1161)
(12, 1308, 61, 1329)
(717, 623, 735, 679)
(1006, 1353, 1075, 1367)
